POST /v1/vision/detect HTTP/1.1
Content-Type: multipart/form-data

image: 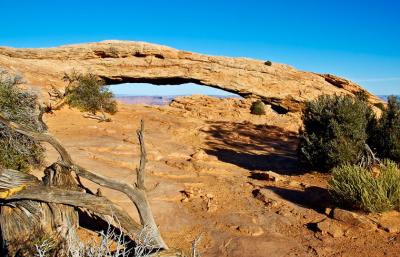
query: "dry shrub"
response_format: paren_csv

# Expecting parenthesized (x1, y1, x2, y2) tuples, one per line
(34, 224, 159, 257)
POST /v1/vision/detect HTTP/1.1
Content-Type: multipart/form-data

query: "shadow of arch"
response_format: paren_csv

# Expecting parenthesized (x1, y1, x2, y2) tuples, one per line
(202, 121, 308, 175)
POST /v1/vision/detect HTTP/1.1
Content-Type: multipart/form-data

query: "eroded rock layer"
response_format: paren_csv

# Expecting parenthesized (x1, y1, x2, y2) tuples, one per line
(0, 40, 382, 111)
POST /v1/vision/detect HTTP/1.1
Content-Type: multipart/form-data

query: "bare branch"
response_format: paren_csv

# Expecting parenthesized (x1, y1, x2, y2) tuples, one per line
(136, 119, 147, 189)
(359, 143, 381, 168)
(191, 234, 203, 257)
(82, 113, 111, 122)
(48, 85, 65, 100)
(37, 105, 49, 131)
(7, 186, 142, 235)
(0, 112, 168, 249)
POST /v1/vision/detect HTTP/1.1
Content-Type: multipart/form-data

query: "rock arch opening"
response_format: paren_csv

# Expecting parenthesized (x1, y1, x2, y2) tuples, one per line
(109, 82, 241, 105)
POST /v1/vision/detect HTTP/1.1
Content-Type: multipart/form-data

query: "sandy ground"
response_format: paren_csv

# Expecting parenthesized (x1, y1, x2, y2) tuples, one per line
(39, 96, 400, 257)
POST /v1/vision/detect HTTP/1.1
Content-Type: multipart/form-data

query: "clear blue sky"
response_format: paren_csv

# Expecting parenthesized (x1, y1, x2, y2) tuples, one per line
(1, 0, 399, 95)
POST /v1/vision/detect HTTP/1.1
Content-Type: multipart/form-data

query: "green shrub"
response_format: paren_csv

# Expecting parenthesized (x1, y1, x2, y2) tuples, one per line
(369, 96, 400, 162)
(0, 72, 45, 172)
(298, 94, 376, 171)
(264, 60, 272, 66)
(354, 90, 369, 102)
(250, 100, 266, 115)
(330, 160, 400, 212)
(64, 72, 117, 116)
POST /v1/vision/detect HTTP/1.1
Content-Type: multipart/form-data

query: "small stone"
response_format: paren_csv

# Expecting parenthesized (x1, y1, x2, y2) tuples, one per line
(251, 171, 286, 182)
(253, 189, 280, 208)
(265, 171, 285, 182)
(276, 209, 291, 217)
(237, 225, 264, 236)
(325, 208, 332, 216)
(191, 149, 208, 161)
(266, 199, 279, 208)
(300, 182, 309, 188)
(333, 208, 376, 230)
(205, 193, 214, 199)
(317, 219, 344, 238)
(96, 188, 103, 197)
(288, 181, 301, 187)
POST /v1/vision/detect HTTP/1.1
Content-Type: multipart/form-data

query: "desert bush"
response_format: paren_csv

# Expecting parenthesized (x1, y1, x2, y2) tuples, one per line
(329, 160, 400, 212)
(298, 94, 376, 171)
(250, 100, 266, 115)
(0, 72, 45, 172)
(64, 72, 117, 119)
(35, 224, 158, 257)
(369, 96, 400, 162)
(354, 90, 369, 102)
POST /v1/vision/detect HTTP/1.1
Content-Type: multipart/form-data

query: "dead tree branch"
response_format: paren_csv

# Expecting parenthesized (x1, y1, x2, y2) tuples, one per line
(0, 112, 168, 249)
(136, 119, 146, 190)
(82, 113, 111, 122)
(43, 85, 68, 113)
(7, 186, 142, 235)
(359, 143, 381, 168)
(191, 234, 203, 257)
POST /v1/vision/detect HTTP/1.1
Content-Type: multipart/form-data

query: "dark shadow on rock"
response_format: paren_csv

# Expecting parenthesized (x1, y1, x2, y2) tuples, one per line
(78, 209, 159, 256)
(266, 185, 333, 213)
(202, 121, 308, 175)
(78, 208, 112, 233)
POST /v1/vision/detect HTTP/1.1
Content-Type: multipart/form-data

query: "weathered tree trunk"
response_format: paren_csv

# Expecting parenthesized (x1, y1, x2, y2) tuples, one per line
(0, 165, 80, 256)
(0, 113, 169, 251)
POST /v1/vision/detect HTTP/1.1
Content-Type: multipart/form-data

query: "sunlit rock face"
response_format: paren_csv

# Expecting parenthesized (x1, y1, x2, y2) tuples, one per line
(0, 40, 382, 112)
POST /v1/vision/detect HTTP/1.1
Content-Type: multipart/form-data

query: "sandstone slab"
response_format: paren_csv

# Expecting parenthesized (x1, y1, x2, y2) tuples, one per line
(333, 208, 376, 230)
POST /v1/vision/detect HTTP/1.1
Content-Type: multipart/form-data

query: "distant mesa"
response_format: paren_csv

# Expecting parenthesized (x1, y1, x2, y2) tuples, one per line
(115, 95, 174, 105)
(115, 95, 241, 105)
(0, 40, 383, 112)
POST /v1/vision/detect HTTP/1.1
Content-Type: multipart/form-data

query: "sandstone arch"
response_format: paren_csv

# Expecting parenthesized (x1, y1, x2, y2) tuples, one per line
(0, 40, 382, 112)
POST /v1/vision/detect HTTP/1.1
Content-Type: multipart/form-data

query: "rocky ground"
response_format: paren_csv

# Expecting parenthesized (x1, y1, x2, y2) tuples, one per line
(40, 96, 400, 257)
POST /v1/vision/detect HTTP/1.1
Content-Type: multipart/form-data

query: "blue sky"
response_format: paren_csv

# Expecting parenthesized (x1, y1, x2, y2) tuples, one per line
(1, 0, 399, 95)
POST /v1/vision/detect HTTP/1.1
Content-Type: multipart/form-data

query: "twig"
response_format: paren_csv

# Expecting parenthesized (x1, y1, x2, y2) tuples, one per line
(191, 234, 203, 257)
(82, 113, 111, 122)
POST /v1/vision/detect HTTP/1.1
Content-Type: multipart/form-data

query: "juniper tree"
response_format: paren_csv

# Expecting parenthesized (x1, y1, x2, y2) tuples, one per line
(63, 72, 117, 121)
(0, 71, 44, 172)
(298, 94, 376, 171)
